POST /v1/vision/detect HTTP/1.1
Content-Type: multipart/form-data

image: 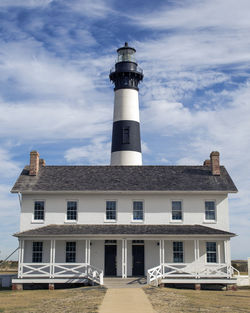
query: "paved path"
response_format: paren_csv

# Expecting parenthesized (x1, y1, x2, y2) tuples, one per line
(99, 288, 156, 313)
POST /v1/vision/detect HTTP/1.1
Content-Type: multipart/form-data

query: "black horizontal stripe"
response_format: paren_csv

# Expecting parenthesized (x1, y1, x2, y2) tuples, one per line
(111, 120, 141, 152)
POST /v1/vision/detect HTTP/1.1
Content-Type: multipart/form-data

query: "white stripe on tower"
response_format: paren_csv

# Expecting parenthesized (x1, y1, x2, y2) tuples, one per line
(109, 42, 143, 166)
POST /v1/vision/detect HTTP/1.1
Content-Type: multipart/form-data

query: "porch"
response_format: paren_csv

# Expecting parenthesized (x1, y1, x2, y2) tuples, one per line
(13, 236, 238, 286)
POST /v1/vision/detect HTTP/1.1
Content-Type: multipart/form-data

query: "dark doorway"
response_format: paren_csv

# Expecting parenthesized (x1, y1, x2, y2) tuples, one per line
(105, 245, 117, 276)
(132, 245, 144, 276)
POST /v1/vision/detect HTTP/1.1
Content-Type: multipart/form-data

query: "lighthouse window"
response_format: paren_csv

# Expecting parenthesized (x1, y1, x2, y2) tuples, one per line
(122, 127, 130, 144)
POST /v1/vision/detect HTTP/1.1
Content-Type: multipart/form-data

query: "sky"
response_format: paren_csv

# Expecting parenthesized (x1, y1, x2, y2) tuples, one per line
(0, 0, 249, 260)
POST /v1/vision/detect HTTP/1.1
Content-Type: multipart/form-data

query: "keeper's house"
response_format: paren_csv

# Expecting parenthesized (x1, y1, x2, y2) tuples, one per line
(11, 43, 238, 289)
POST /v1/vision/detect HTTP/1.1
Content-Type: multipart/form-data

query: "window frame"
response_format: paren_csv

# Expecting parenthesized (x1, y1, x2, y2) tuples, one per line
(32, 241, 43, 263)
(65, 200, 78, 223)
(206, 241, 217, 264)
(32, 200, 45, 223)
(170, 200, 183, 222)
(65, 241, 76, 263)
(132, 200, 144, 222)
(122, 126, 130, 144)
(204, 200, 216, 222)
(173, 241, 184, 263)
(105, 200, 117, 222)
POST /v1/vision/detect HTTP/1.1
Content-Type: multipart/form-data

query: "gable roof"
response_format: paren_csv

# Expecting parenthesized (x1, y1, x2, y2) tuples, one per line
(14, 224, 235, 237)
(11, 165, 237, 193)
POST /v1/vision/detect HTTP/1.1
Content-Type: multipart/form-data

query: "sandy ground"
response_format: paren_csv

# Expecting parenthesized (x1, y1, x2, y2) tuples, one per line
(144, 286, 250, 313)
(0, 286, 106, 313)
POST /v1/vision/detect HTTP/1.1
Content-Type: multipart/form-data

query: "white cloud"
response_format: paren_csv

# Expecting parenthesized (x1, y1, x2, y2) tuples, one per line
(64, 137, 110, 164)
(0, 0, 52, 8)
(0, 149, 20, 179)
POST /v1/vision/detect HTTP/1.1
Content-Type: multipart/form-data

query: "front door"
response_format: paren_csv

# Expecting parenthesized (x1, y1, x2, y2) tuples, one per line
(132, 245, 144, 276)
(105, 245, 117, 276)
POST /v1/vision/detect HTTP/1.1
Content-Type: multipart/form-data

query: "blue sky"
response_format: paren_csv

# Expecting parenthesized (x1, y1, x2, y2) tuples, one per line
(0, 0, 249, 260)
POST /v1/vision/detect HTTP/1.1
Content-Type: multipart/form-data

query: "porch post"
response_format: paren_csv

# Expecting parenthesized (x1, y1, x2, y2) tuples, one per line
(85, 240, 90, 264)
(50, 240, 55, 278)
(224, 240, 228, 264)
(194, 239, 200, 278)
(122, 239, 127, 278)
(217, 241, 221, 264)
(159, 239, 164, 271)
(18, 239, 24, 278)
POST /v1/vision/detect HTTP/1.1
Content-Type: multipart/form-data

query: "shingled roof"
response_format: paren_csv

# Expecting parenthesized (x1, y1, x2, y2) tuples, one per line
(11, 165, 237, 193)
(14, 224, 235, 237)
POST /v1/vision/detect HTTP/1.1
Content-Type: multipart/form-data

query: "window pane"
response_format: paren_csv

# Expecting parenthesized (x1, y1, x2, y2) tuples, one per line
(66, 242, 76, 262)
(173, 241, 183, 263)
(172, 201, 182, 220)
(34, 201, 44, 220)
(206, 242, 217, 263)
(106, 201, 116, 220)
(67, 201, 77, 220)
(32, 242, 43, 263)
(205, 201, 215, 220)
(133, 201, 143, 220)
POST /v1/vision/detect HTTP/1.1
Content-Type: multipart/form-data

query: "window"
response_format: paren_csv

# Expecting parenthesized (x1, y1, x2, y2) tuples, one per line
(133, 201, 143, 220)
(32, 242, 43, 263)
(206, 242, 217, 263)
(173, 241, 184, 263)
(205, 201, 216, 220)
(34, 201, 44, 220)
(122, 127, 130, 144)
(67, 201, 77, 220)
(172, 201, 182, 220)
(106, 201, 116, 220)
(66, 242, 76, 263)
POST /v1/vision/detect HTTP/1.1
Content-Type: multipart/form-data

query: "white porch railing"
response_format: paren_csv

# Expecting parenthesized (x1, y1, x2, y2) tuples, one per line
(20, 263, 103, 285)
(147, 263, 239, 285)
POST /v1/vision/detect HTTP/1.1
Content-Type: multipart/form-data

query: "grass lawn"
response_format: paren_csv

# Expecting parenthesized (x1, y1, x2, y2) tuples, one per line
(144, 286, 250, 313)
(0, 286, 106, 313)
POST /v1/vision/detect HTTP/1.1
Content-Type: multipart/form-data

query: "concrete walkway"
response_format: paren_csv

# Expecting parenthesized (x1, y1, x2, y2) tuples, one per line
(99, 288, 156, 313)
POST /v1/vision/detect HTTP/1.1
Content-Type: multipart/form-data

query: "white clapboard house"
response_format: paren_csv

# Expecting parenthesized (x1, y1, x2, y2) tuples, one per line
(12, 43, 238, 289)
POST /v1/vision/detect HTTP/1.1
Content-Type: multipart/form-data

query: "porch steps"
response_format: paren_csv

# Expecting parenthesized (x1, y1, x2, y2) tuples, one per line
(104, 277, 147, 288)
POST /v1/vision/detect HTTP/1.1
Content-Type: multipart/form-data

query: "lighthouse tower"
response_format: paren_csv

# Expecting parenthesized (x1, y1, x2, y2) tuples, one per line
(110, 42, 143, 165)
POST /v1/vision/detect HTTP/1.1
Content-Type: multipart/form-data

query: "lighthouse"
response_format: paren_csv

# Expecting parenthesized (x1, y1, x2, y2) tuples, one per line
(109, 42, 143, 165)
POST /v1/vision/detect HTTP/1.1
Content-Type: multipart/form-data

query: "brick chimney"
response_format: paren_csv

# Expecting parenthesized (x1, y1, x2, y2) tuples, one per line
(29, 151, 40, 176)
(39, 158, 46, 167)
(210, 151, 220, 175)
(203, 159, 211, 166)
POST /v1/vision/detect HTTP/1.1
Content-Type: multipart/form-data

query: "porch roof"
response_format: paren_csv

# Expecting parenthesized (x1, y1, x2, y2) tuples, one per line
(14, 224, 235, 237)
(11, 165, 237, 193)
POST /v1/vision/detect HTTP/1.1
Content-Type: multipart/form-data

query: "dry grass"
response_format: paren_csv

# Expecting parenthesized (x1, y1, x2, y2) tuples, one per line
(144, 286, 250, 313)
(0, 286, 106, 313)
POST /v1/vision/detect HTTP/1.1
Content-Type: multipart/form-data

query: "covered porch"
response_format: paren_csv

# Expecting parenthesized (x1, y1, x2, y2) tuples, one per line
(13, 224, 237, 287)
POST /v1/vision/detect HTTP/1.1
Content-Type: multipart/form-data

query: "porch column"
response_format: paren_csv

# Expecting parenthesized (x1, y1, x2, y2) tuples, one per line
(18, 239, 24, 278)
(50, 240, 55, 278)
(217, 241, 221, 264)
(194, 239, 200, 278)
(159, 240, 165, 270)
(85, 240, 91, 264)
(122, 239, 127, 278)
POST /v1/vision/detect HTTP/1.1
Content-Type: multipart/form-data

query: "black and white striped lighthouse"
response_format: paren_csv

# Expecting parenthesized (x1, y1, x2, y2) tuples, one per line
(109, 43, 143, 165)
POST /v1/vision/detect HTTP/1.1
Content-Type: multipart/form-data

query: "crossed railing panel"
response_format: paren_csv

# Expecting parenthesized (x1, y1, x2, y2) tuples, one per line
(147, 263, 239, 284)
(20, 263, 103, 285)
